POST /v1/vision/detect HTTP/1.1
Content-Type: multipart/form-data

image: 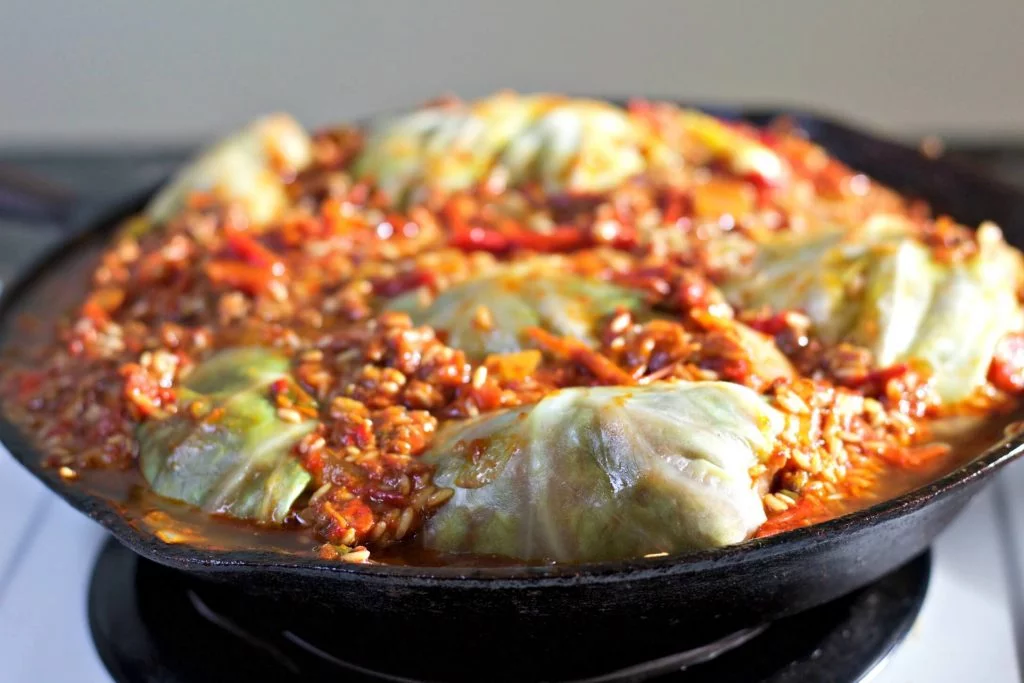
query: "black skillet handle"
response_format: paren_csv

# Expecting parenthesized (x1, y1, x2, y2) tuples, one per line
(0, 164, 90, 287)
(0, 163, 78, 226)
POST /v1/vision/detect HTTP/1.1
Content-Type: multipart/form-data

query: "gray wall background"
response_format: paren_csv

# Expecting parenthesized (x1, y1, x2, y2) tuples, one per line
(1, 1, 1022, 145)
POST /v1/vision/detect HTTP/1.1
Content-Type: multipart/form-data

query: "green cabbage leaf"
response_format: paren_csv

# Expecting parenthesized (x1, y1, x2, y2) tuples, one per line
(387, 262, 645, 361)
(421, 381, 783, 562)
(139, 348, 315, 524)
(724, 219, 1024, 403)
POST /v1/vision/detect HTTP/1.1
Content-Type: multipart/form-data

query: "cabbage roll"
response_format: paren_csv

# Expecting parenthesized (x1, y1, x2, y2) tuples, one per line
(499, 99, 647, 194)
(725, 219, 1024, 402)
(354, 94, 649, 200)
(146, 114, 312, 226)
(386, 262, 645, 361)
(421, 381, 783, 562)
(138, 348, 315, 524)
(354, 93, 556, 200)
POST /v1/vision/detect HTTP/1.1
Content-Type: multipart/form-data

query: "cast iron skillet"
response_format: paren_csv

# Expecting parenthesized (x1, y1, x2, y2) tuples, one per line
(2, 104, 1024, 682)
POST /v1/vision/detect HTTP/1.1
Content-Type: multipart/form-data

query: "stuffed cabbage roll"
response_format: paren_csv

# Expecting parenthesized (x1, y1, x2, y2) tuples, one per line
(354, 92, 556, 200)
(499, 99, 647, 194)
(138, 348, 315, 524)
(725, 219, 1024, 402)
(146, 114, 312, 226)
(386, 262, 645, 361)
(421, 381, 783, 562)
(354, 94, 650, 200)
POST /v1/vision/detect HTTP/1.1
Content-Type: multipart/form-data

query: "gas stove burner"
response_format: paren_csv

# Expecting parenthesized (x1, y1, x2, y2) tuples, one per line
(88, 539, 929, 683)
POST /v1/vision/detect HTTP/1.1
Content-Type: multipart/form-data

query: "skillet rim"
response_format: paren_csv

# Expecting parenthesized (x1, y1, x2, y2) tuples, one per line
(2, 103, 1023, 587)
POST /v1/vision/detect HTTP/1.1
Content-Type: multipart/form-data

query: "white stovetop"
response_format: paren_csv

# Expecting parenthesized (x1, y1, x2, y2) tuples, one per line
(0, 449, 1022, 682)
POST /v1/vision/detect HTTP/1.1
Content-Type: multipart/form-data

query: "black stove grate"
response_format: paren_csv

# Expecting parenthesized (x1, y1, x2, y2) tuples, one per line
(88, 539, 929, 683)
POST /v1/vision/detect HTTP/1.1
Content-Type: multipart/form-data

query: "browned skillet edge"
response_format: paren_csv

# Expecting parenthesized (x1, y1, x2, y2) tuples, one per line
(1, 102, 1023, 586)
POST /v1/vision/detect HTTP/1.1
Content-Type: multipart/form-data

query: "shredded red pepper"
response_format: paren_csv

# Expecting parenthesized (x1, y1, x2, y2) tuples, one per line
(206, 260, 273, 295)
(224, 227, 284, 272)
(755, 497, 832, 538)
(526, 327, 637, 386)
